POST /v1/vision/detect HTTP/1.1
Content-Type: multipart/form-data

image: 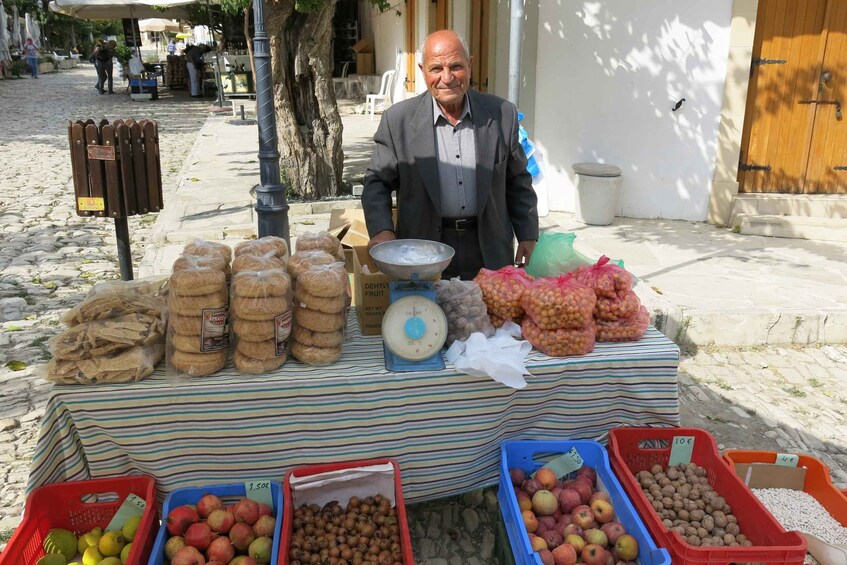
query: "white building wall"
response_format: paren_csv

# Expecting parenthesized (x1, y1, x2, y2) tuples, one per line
(534, 1, 733, 220)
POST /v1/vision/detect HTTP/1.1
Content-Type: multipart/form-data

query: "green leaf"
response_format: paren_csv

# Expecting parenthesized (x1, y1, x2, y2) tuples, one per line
(5, 360, 26, 371)
(5, 325, 23, 332)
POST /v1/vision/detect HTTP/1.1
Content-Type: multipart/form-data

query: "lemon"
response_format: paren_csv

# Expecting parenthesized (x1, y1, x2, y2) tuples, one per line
(120, 515, 141, 542)
(78, 529, 103, 554)
(97, 531, 125, 558)
(119, 542, 132, 563)
(97, 559, 123, 565)
(82, 546, 104, 565)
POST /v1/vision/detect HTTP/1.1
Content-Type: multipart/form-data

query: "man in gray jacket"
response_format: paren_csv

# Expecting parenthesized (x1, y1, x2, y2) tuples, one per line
(362, 30, 538, 280)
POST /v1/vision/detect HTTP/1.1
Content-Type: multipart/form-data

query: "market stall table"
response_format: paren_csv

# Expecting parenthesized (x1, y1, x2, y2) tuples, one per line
(28, 312, 680, 502)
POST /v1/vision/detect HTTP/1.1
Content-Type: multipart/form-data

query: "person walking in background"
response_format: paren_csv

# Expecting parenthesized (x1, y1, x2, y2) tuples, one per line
(104, 40, 117, 94)
(185, 43, 212, 98)
(92, 40, 107, 93)
(167, 39, 176, 56)
(23, 38, 39, 79)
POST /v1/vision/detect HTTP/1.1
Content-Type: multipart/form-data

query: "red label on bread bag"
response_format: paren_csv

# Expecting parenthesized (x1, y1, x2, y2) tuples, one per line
(201, 307, 230, 352)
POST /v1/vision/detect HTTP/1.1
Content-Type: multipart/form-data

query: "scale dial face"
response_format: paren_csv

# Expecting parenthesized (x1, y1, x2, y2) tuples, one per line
(382, 295, 448, 361)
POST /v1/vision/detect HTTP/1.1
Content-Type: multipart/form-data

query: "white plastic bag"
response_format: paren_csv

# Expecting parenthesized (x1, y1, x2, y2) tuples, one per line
(444, 322, 532, 389)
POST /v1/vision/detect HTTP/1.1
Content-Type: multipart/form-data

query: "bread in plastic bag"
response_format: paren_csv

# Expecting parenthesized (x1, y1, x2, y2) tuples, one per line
(435, 277, 495, 346)
(525, 232, 595, 278)
(232, 250, 286, 275)
(573, 255, 632, 298)
(173, 252, 227, 274)
(62, 276, 167, 326)
(596, 306, 650, 342)
(521, 317, 596, 357)
(521, 274, 596, 330)
(231, 268, 293, 374)
(594, 289, 641, 321)
(287, 249, 337, 281)
(234, 236, 289, 262)
(46, 342, 165, 385)
(473, 266, 534, 321)
(291, 262, 349, 364)
(183, 239, 233, 264)
(291, 340, 342, 366)
(294, 230, 344, 261)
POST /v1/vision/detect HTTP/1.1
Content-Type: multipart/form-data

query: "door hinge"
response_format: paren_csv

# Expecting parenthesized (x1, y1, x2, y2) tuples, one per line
(739, 163, 772, 172)
(752, 58, 787, 66)
(835, 166, 847, 171)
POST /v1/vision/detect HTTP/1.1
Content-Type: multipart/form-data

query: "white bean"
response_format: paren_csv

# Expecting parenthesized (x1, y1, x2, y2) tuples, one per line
(752, 487, 847, 545)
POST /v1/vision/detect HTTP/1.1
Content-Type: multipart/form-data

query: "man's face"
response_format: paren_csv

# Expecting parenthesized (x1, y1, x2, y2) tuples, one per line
(420, 35, 472, 112)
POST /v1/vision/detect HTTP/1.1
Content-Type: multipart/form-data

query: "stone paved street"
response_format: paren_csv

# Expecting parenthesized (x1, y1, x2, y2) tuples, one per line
(0, 65, 208, 537)
(1, 66, 846, 564)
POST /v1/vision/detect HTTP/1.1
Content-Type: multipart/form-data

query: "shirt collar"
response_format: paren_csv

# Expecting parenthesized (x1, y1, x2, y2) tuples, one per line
(432, 94, 472, 125)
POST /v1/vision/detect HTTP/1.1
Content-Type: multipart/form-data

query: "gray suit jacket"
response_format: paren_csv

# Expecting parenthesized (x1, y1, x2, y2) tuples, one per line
(362, 90, 539, 270)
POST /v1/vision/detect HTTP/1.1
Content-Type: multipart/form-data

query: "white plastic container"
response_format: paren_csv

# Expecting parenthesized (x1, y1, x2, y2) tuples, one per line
(573, 162, 622, 225)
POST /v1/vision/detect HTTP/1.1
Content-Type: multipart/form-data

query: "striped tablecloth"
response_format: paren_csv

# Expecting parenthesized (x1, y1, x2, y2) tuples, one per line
(28, 315, 680, 503)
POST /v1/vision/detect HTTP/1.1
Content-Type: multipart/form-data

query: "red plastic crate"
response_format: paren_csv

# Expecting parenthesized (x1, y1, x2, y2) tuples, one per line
(0, 475, 158, 565)
(279, 458, 414, 565)
(608, 427, 807, 564)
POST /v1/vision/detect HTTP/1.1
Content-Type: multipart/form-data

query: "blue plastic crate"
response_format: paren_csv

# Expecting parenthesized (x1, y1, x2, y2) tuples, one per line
(148, 482, 283, 565)
(499, 440, 671, 565)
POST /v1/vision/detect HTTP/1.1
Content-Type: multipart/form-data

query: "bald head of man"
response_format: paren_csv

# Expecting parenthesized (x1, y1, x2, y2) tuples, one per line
(419, 30, 474, 120)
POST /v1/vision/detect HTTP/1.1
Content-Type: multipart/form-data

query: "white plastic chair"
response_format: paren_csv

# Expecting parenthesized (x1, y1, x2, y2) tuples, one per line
(367, 70, 396, 121)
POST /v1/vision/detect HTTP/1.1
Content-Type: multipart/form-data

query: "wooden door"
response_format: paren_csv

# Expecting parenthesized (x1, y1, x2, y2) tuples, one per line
(435, 0, 449, 31)
(470, 0, 489, 92)
(405, 0, 416, 93)
(739, 0, 847, 194)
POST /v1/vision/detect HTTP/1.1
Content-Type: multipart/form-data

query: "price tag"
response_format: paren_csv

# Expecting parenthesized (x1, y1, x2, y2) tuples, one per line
(105, 493, 146, 532)
(245, 480, 274, 508)
(77, 197, 105, 211)
(668, 436, 695, 466)
(534, 448, 584, 480)
(775, 453, 799, 467)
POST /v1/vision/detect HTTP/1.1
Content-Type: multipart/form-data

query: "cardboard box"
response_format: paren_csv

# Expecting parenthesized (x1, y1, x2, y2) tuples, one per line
(351, 39, 373, 54)
(352, 39, 375, 76)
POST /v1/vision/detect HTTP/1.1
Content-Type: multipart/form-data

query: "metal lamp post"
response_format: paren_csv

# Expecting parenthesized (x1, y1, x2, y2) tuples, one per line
(252, 0, 290, 245)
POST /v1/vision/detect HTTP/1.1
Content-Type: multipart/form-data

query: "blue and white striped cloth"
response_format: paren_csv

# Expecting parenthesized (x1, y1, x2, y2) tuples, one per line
(27, 311, 680, 503)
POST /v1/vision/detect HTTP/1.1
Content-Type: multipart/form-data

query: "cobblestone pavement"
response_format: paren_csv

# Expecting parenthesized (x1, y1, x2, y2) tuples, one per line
(0, 66, 209, 539)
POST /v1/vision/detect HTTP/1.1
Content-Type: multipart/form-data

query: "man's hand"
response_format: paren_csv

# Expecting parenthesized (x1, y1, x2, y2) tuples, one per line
(367, 230, 396, 250)
(515, 240, 537, 268)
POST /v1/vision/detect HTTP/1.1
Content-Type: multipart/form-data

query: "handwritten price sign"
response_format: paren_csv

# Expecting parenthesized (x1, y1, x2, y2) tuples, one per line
(245, 480, 274, 508)
(668, 436, 695, 466)
(536, 448, 585, 480)
(775, 453, 799, 467)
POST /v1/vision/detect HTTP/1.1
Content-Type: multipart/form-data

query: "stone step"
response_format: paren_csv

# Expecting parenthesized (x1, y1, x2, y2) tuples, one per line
(731, 194, 847, 220)
(735, 214, 847, 242)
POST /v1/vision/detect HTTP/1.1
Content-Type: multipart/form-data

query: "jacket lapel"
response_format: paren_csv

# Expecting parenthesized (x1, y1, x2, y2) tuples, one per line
(410, 93, 441, 215)
(470, 90, 497, 217)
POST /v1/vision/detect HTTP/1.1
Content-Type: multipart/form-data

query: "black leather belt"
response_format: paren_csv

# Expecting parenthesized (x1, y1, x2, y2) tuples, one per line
(441, 217, 477, 231)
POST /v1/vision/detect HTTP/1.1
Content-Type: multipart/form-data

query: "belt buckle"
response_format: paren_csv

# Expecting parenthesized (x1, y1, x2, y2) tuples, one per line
(455, 218, 470, 231)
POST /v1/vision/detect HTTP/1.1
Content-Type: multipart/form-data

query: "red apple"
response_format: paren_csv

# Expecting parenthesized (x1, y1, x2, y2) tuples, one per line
(572, 480, 593, 504)
(517, 491, 533, 512)
(538, 548, 555, 565)
(589, 491, 612, 505)
(581, 543, 607, 565)
(613, 534, 639, 561)
(551, 543, 578, 565)
(571, 505, 594, 529)
(577, 466, 597, 484)
(557, 489, 581, 514)
(564, 534, 585, 553)
(536, 467, 558, 490)
(600, 522, 626, 545)
(538, 516, 557, 531)
(584, 528, 609, 548)
(562, 523, 583, 539)
(542, 529, 563, 549)
(530, 534, 548, 551)
(196, 494, 223, 519)
(523, 479, 543, 497)
(590, 499, 615, 524)
(510, 468, 526, 486)
(522, 510, 539, 533)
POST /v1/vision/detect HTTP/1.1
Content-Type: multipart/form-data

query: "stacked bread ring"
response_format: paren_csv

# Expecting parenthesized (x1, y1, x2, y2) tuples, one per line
(235, 236, 289, 262)
(291, 261, 348, 365)
(231, 250, 293, 374)
(294, 231, 344, 261)
(287, 249, 336, 282)
(167, 248, 231, 377)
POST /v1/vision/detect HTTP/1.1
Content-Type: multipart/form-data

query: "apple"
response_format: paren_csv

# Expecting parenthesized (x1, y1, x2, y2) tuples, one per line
(562, 523, 583, 538)
(581, 543, 607, 565)
(523, 479, 543, 497)
(510, 467, 526, 486)
(517, 491, 533, 512)
(538, 548, 555, 565)
(536, 467, 558, 490)
(551, 543, 578, 565)
(542, 529, 563, 549)
(600, 522, 626, 545)
(577, 466, 597, 484)
(571, 505, 594, 529)
(530, 534, 548, 551)
(557, 489, 581, 514)
(614, 534, 639, 561)
(522, 510, 539, 533)
(590, 499, 615, 524)
(605, 553, 615, 565)
(572, 480, 593, 504)
(538, 516, 557, 531)
(584, 528, 609, 548)
(533, 490, 559, 516)
(589, 491, 611, 505)
(564, 534, 585, 553)
(556, 513, 572, 529)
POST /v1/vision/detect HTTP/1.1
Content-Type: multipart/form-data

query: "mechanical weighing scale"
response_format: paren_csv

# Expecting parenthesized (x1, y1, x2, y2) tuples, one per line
(368, 239, 455, 372)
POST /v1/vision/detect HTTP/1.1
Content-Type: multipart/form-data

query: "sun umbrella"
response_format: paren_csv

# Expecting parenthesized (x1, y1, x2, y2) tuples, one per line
(49, 0, 194, 20)
(174, 32, 191, 39)
(0, 1, 11, 63)
(11, 4, 20, 48)
(25, 12, 40, 47)
(139, 18, 180, 33)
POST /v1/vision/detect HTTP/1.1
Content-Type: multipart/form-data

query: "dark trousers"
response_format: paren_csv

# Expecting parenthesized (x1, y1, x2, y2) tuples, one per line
(440, 225, 484, 280)
(94, 60, 107, 92)
(105, 61, 114, 92)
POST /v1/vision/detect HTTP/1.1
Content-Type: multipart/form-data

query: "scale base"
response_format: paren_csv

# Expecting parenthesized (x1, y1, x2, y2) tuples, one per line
(383, 343, 446, 373)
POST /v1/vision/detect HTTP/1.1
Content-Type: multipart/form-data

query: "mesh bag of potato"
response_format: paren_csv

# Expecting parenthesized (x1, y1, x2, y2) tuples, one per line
(519, 274, 597, 356)
(231, 267, 293, 374)
(521, 317, 596, 357)
(596, 305, 650, 342)
(473, 266, 534, 324)
(575, 256, 649, 342)
(167, 251, 230, 377)
(435, 278, 495, 346)
(291, 261, 349, 365)
(573, 255, 632, 298)
(45, 276, 168, 384)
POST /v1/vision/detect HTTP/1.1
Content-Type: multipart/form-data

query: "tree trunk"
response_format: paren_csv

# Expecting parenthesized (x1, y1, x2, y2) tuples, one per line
(266, 0, 343, 200)
(244, 6, 256, 83)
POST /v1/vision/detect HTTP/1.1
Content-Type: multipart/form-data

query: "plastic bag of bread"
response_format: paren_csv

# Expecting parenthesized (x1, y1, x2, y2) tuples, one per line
(234, 236, 289, 262)
(231, 268, 293, 375)
(62, 276, 167, 326)
(173, 252, 228, 274)
(521, 274, 596, 330)
(183, 239, 233, 264)
(287, 249, 337, 281)
(594, 290, 641, 321)
(435, 278, 495, 346)
(232, 249, 286, 275)
(45, 343, 165, 385)
(473, 266, 533, 322)
(291, 261, 349, 365)
(573, 255, 632, 298)
(521, 317, 596, 357)
(294, 231, 344, 261)
(596, 306, 650, 342)
(167, 264, 229, 377)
